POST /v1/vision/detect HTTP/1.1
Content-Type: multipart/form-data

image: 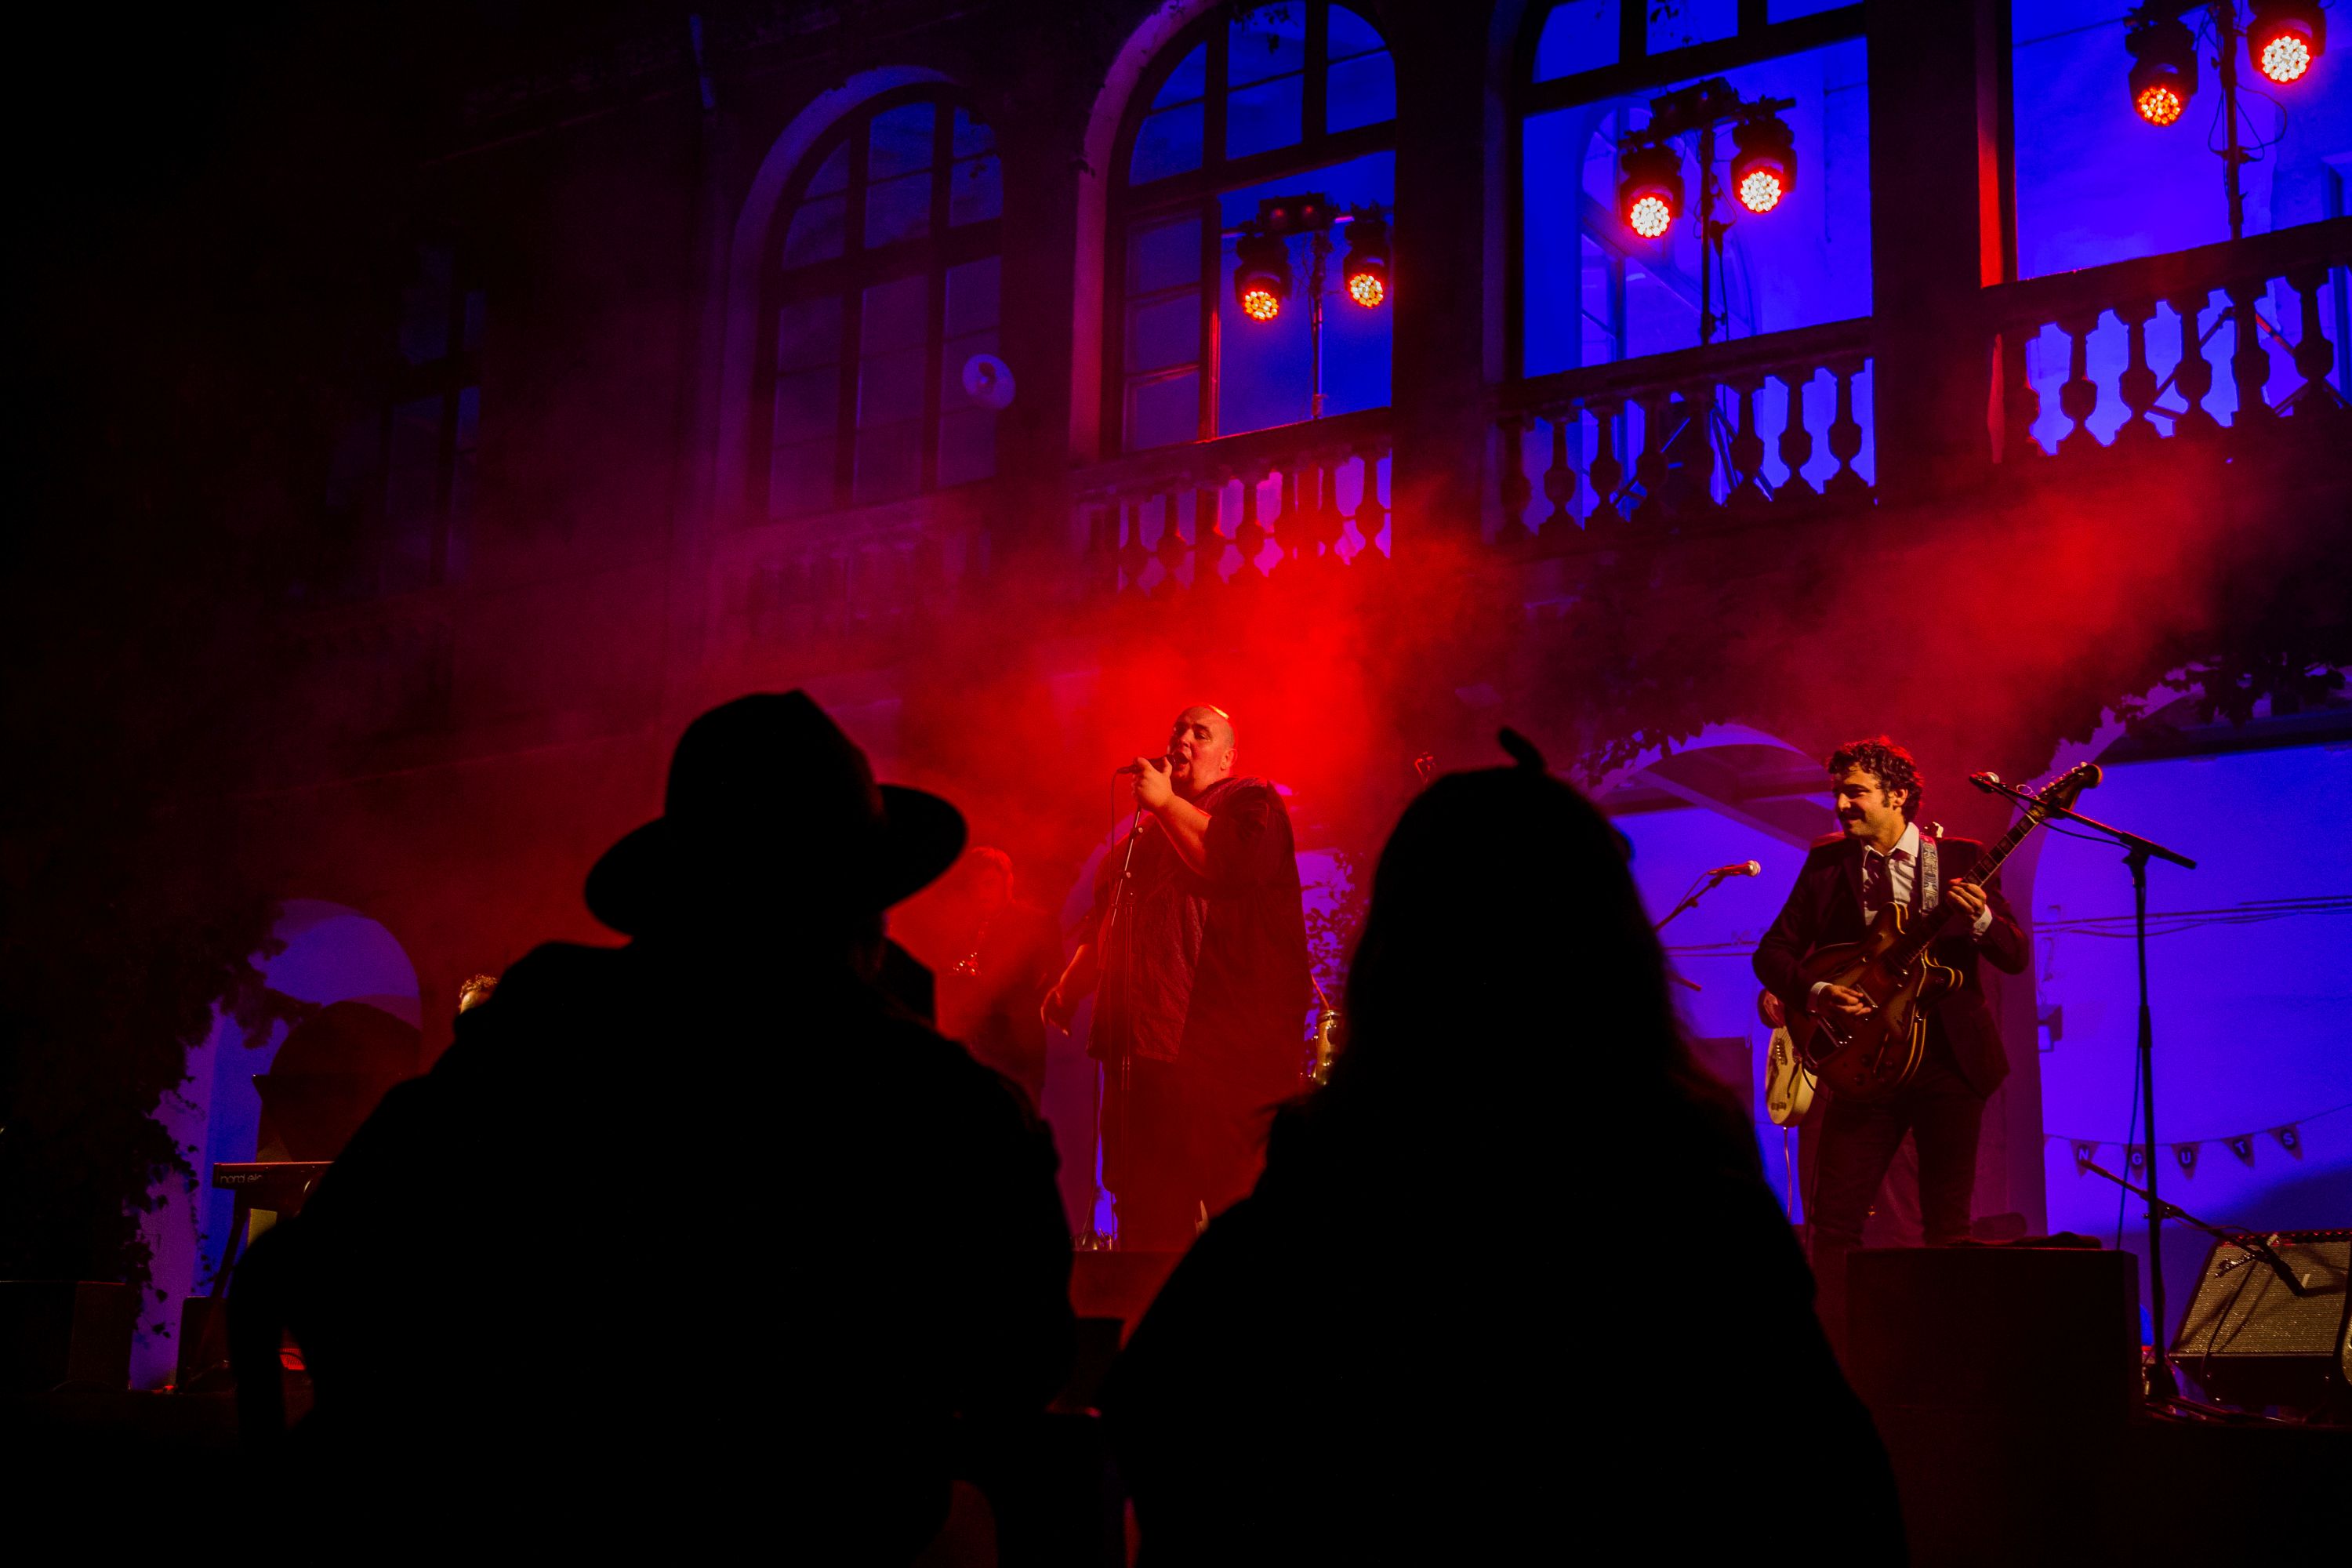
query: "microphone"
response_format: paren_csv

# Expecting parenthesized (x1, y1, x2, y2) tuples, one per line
(1112, 759, 1169, 776)
(1706, 860, 1762, 879)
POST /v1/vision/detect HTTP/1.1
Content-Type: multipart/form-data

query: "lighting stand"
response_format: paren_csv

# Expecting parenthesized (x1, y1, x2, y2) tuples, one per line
(1624, 78, 1793, 348)
(1308, 227, 1332, 420)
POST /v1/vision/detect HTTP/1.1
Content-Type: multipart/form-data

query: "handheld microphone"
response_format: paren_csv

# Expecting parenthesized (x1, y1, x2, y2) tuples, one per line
(1706, 860, 1763, 879)
(1112, 758, 1169, 776)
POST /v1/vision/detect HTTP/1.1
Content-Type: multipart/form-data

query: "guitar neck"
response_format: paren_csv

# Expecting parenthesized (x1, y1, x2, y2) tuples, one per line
(1886, 805, 2038, 969)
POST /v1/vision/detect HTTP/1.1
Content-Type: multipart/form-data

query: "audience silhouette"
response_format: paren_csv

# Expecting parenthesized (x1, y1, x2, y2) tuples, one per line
(263, 692, 1074, 1553)
(1100, 734, 1903, 1563)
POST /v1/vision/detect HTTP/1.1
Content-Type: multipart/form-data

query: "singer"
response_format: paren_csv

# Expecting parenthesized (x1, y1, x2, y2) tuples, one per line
(1044, 705, 1311, 1250)
(1751, 735, 2028, 1349)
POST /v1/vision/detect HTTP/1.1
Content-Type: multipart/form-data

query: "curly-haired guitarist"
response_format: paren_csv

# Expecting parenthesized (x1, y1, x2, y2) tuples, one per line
(1752, 737, 2028, 1347)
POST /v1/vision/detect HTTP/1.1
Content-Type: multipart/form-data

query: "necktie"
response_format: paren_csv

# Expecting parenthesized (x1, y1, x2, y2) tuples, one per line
(1862, 850, 1888, 914)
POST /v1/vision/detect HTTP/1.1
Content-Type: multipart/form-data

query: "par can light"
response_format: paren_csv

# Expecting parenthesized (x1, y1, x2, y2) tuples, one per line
(1232, 229, 1292, 321)
(2127, 11, 2199, 125)
(1617, 137, 1685, 239)
(2249, 0, 2326, 84)
(1342, 209, 1390, 307)
(1730, 114, 1798, 215)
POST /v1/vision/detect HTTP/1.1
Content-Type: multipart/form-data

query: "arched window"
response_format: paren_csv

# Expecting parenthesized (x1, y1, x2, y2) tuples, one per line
(1108, 2, 1398, 451)
(755, 89, 1003, 517)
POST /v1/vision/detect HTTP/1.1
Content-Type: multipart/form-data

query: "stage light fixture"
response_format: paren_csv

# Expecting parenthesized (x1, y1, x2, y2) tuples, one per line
(1232, 229, 1292, 321)
(2249, 0, 2326, 83)
(1341, 210, 1390, 307)
(1730, 114, 1798, 216)
(1617, 137, 1684, 239)
(2127, 12, 2199, 125)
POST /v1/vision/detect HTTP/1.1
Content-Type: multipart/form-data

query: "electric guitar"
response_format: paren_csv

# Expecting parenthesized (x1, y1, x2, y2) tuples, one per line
(1788, 761, 2099, 1102)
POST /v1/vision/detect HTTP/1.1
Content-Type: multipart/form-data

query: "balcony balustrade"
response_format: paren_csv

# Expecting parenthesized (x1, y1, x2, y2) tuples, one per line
(1075, 407, 1393, 598)
(1493, 318, 1877, 553)
(735, 495, 982, 648)
(1990, 219, 2352, 463)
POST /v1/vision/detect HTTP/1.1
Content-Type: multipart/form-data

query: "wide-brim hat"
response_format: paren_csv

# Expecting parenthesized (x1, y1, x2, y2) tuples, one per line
(585, 691, 966, 935)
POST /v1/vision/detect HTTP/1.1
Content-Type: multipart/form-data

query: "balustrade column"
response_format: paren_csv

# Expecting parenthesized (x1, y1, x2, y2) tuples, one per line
(2114, 299, 2161, 448)
(1679, 384, 1717, 517)
(1728, 375, 1768, 513)
(1114, 498, 1149, 598)
(1538, 411, 1577, 550)
(1152, 490, 1190, 590)
(2166, 290, 2222, 440)
(1632, 392, 1671, 527)
(1776, 370, 1819, 499)
(1588, 401, 1626, 527)
(2285, 267, 2342, 419)
(2224, 278, 2275, 431)
(2056, 312, 2102, 456)
(1497, 414, 1532, 537)
(1824, 357, 1869, 496)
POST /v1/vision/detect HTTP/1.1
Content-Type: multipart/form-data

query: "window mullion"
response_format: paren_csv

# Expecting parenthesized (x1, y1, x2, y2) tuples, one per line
(1303, 0, 1328, 147)
(836, 114, 874, 510)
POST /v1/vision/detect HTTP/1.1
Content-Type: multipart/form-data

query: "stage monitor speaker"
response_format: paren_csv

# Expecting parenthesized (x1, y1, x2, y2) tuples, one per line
(2169, 1228, 2351, 1410)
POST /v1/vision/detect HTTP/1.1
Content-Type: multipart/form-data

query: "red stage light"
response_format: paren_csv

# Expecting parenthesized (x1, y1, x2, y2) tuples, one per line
(2249, 1, 2326, 84)
(1341, 210, 1391, 309)
(1233, 230, 1292, 322)
(2136, 81, 2187, 124)
(1617, 138, 1684, 240)
(2127, 13, 2198, 126)
(1730, 115, 1798, 216)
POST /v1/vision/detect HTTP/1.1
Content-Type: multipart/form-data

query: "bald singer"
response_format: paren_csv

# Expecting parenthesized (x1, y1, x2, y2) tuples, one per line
(1045, 706, 1312, 1250)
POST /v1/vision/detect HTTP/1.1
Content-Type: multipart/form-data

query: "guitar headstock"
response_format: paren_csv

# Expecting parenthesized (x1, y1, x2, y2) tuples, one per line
(2033, 761, 2103, 814)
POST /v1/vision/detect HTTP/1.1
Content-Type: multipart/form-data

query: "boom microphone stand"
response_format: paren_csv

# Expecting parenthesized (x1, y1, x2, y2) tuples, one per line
(1973, 771, 2197, 1395)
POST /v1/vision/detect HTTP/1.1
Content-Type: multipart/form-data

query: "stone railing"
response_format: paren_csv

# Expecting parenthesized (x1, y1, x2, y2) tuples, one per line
(734, 494, 985, 648)
(1987, 219, 2352, 460)
(1493, 317, 1875, 551)
(1074, 407, 1392, 597)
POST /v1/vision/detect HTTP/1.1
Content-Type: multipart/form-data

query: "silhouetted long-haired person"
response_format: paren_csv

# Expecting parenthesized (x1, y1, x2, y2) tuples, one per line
(267, 693, 1074, 1555)
(1102, 734, 1902, 1563)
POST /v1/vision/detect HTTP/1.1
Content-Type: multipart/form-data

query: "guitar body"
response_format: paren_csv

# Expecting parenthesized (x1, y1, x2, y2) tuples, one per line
(1788, 905, 1962, 1102)
(1764, 1025, 1814, 1126)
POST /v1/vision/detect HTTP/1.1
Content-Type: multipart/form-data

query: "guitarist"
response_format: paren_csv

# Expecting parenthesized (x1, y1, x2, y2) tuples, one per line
(1752, 736, 2029, 1348)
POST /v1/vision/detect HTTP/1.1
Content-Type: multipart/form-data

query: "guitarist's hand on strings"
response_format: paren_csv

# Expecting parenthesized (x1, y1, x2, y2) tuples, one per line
(1946, 877, 1995, 935)
(1812, 983, 1873, 1020)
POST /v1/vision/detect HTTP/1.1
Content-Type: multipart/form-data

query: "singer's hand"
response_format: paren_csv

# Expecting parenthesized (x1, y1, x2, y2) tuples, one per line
(1131, 756, 1174, 811)
(1041, 985, 1077, 1032)
(1756, 989, 1787, 1029)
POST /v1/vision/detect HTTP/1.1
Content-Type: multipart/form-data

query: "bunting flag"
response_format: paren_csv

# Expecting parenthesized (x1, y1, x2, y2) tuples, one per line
(2046, 1103, 2345, 1176)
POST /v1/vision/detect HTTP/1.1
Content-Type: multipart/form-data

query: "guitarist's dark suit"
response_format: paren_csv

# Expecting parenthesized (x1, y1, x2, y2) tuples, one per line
(1753, 830, 2028, 1096)
(1751, 826, 2028, 1348)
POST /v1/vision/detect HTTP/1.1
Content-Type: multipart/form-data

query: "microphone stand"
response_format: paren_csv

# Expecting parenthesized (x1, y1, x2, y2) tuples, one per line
(1094, 799, 1147, 1249)
(1654, 868, 1745, 933)
(1974, 772, 2198, 1396)
(2077, 1157, 2310, 1299)
(1654, 868, 1749, 992)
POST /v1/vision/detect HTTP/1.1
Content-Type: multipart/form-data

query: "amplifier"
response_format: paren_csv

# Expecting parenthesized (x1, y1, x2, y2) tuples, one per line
(2169, 1229, 2351, 1410)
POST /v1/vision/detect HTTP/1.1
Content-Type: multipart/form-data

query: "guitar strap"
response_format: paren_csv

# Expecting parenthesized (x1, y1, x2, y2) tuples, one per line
(1916, 833, 1941, 915)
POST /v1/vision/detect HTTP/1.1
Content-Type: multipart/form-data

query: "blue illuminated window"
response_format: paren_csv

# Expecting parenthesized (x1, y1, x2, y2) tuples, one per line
(1113, 2, 1397, 449)
(1521, 33, 1873, 376)
(759, 91, 1004, 517)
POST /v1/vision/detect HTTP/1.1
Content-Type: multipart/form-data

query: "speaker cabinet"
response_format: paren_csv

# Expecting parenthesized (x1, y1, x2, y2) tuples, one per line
(2169, 1229, 2351, 1410)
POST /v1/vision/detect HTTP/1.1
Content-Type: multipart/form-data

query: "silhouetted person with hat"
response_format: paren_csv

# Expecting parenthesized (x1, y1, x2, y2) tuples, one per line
(274, 692, 1075, 1554)
(1100, 733, 1900, 1563)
